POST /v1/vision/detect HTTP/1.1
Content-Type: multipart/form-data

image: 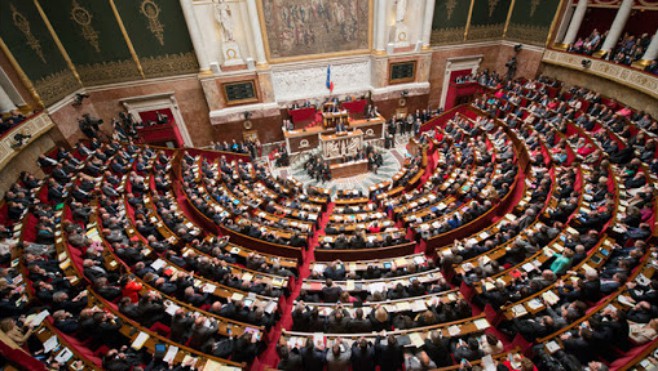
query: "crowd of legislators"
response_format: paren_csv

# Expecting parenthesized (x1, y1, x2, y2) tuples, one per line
(1, 139, 286, 369)
(566, 29, 657, 74)
(276, 331, 539, 371)
(111, 111, 169, 142)
(467, 72, 658, 369)
(603, 32, 652, 66)
(302, 144, 384, 183)
(211, 139, 261, 159)
(455, 74, 477, 84)
(303, 154, 331, 182)
(568, 28, 605, 55)
(0, 109, 27, 136)
(4, 56, 658, 370)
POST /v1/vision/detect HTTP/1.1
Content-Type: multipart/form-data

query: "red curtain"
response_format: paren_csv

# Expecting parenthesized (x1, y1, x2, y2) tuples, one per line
(288, 107, 316, 124)
(624, 10, 658, 38)
(341, 99, 367, 115)
(578, 8, 617, 40)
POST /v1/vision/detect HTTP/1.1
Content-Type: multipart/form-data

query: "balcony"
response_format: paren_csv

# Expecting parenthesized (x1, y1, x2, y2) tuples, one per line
(542, 50, 658, 99)
(0, 112, 55, 169)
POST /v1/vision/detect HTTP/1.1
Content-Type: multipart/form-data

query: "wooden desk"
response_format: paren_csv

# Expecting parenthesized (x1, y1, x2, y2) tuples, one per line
(283, 116, 385, 154)
(329, 160, 369, 179)
(282, 314, 490, 349)
(320, 130, 364, 161)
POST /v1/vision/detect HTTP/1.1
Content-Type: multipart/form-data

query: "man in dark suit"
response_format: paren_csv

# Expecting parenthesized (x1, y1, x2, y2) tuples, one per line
(326, 308, 349, 333)
(53, 310, 79, 334)
(277, 344, 303, 371)
(301, 340, 326, 371)
(347, 308, 372, 333)
(375, 334, 404, 371)
(324, 261, 346, 280)
(351, 338, 376, 371)
(170, 309, 194, 343)
(322, 279, 342, 302)
(188, 316, 218, 349)
(513, 315, 556, 341)
(581, 270, 602, 302)
(422, 331, 452, 367)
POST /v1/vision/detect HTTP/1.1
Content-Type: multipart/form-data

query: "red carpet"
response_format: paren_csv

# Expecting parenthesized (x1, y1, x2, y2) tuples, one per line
(255, 202, 335, 370)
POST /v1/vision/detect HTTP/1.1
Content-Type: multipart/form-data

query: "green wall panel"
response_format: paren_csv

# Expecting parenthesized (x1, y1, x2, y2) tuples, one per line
(468, 0, 511, 41)
(39, 0, 140, 85)
(431, 0, 469, 45)
(0, 1, 79, 106)
(506, 0, 561, 45)
(113, 0, 198, 78)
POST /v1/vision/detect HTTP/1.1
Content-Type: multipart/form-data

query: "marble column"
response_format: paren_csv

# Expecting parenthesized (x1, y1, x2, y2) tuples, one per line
(600, 0, 633, 53)
(555, 3, 575, 44)
(179, 0, 210, 72)
(0, 85, 16, 113)
(563, 0, 589, 46)
(640, 29, 658, 62)
(375, 0, 388, 52)
(246, 0, 267, 65)
(421, 0, 436, 48)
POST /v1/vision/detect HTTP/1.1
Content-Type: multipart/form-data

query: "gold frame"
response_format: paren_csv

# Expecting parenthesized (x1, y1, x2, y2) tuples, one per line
(255, 0, 373, 64)
(388, 60, 417, 85)
(222, 79, 259, 106)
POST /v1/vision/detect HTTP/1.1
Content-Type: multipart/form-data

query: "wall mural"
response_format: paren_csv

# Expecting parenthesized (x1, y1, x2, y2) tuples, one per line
(506, 0, 561, 46)
(0, 1, 80, 106)
(114, 0, 198, 78)
(467, 0, 512, 41)
(261, 0, 370, 61)
(431, 0, 470, 45)
(40, 0, 141, 85)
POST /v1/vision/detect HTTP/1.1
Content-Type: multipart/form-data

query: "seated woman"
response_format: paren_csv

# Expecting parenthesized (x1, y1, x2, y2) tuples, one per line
(0, 317, 35, 347)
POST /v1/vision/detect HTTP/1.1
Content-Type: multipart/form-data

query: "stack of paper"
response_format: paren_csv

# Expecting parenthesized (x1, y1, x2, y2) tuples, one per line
(131, 332, 149, 350)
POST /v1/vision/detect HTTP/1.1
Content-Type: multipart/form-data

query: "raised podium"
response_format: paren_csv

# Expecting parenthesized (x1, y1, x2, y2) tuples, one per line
(320, 130, 369, 179)
(320, 130, 363, 160)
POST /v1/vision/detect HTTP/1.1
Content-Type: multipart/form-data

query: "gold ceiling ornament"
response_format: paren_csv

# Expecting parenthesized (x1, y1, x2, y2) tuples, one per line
(10, 3, 46, 63)
(530, 0, 541, 17)
(140, 0, 165, 46)
(70, 0, 100, 53)
(446, 0, 457, 20)
(488, 0, 500, 17)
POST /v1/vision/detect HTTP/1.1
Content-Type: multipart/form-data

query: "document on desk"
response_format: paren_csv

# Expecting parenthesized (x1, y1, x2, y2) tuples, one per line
(163, 345, 178, 363)
(26, 309, 49, 327)
(43, 335, 59, 353)
(409, 332, 424, 347)
(131, 331, 150, 350)
(448, 325, 461, 336)
(55, 347, 73, 363)
(474, 318, 490, 330)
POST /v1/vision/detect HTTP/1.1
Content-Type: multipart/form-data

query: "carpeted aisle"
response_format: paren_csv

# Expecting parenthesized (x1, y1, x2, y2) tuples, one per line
(254, 202, 335, 370)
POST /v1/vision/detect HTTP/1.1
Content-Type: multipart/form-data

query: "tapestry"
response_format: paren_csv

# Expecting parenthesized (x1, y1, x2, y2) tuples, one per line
(261, 0, 370, 60)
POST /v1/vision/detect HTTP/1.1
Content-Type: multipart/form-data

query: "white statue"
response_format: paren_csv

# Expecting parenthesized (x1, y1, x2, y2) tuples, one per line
(214, 0, 235, 42)
(395, 0, 407, 23)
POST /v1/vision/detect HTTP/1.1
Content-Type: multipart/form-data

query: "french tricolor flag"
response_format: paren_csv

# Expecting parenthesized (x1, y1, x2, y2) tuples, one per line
(326, 65, 334, 93)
